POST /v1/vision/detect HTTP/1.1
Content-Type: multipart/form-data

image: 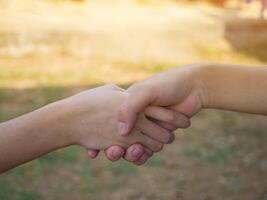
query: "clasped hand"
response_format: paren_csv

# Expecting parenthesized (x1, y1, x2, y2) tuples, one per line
(1, 63, 265, 172)
(62, 65, 204, 165)
(75, 84, 190, 165)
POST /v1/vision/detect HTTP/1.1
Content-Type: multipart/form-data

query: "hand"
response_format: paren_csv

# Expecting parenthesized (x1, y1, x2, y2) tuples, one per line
(62, 84, 174, 151)
(0, 83, 177, 172)
(101, 64, 204, 165)
(87, 98, 191, 165)
(117, 63, 206, 135)
(102, 106, 191, 165)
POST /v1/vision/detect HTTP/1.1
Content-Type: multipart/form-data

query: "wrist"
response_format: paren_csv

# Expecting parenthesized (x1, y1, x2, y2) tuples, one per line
(57, 94, 96, 147)
(187, 62, 216, 110)
(41, 100, 76, 147)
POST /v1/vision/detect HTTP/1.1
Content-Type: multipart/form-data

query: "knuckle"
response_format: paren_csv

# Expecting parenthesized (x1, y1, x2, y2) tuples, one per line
(164, 132, 175, 144)
(153, 143, 163, 152)
(181, 118, 191, 128)
(160, 132, 169, 144)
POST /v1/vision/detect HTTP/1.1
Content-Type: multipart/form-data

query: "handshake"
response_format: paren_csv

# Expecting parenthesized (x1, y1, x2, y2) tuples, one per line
(73, 84, 191, 165)
(0, 63, 202, 172)
(1, 62, 264, 172)
(63, 64, 203, 165)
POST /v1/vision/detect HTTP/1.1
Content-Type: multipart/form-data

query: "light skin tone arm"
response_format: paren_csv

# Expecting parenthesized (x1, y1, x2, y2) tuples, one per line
(0, 84, 178, 173)
(117, 62, 267, 136)
(0, 101, 72, 173)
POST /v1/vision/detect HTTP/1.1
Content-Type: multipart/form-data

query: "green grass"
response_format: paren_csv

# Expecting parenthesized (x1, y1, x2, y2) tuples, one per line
(0, 180, 40, 200)
(147, 156, 165, 166)
(0, 191, 40, 200)
(38, 146, 79, 166)
(224, 126, 265, 137)
(105, 160, 138, 176)
(182, 144, 240, 164)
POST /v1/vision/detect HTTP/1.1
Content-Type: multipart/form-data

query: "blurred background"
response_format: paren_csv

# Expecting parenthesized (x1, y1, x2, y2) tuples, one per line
(0, 0, 267, 199)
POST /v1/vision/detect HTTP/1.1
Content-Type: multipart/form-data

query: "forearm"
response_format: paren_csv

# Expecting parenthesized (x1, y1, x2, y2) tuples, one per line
(194, 63, 267, 115)
(0, 101, 73, 173)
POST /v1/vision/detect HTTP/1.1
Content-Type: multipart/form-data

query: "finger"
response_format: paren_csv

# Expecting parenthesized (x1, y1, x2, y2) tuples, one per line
(157, 121, 177, 131)
(133, 147, 153, 165)
(117, 84, 157, 136)
(145, 106, 191, 129)
(117, 129, 164, 152)
(139, 134, 163, 152)
(133, 153, 149, 165)
(87, 149, 100, 158)
(148, 117, 177, 131)
(104, 145, 125, 162)
(123, 143, 145, 162)
(136, 114, 174, 144)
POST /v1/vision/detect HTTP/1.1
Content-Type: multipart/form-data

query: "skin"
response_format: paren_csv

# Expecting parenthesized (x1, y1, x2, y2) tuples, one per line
(3, 62, 266, 171)
(87, 104, 190, 164)
(112, 62, 267, 162)
(88, 104, 191, 165)
(0, 84, 189, 173)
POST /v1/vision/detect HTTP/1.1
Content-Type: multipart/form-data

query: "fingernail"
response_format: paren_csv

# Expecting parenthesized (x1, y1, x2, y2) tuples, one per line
(117, 122, 128, 135)
(132, 147, 142, 157)
(112, 150, 119, 158)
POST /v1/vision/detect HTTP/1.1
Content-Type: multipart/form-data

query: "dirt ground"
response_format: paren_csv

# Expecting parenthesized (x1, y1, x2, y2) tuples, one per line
(0, 1, 267, 200)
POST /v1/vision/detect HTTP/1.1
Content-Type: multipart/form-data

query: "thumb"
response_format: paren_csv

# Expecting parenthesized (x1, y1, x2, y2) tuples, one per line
(117, 84, 156, 135)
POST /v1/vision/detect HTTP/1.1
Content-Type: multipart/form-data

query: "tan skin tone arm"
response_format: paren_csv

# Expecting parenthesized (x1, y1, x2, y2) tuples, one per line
(117, 63, 267, 136)
(91, 63, 267, 163)
(199, 64, 267, 115)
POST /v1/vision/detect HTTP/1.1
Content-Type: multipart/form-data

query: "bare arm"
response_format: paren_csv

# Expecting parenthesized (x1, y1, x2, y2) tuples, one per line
(0, 84, 170, 173)
(118, 63, 267, 135)
(198, 64, 267, 115)
(0, 101, 72, 172)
